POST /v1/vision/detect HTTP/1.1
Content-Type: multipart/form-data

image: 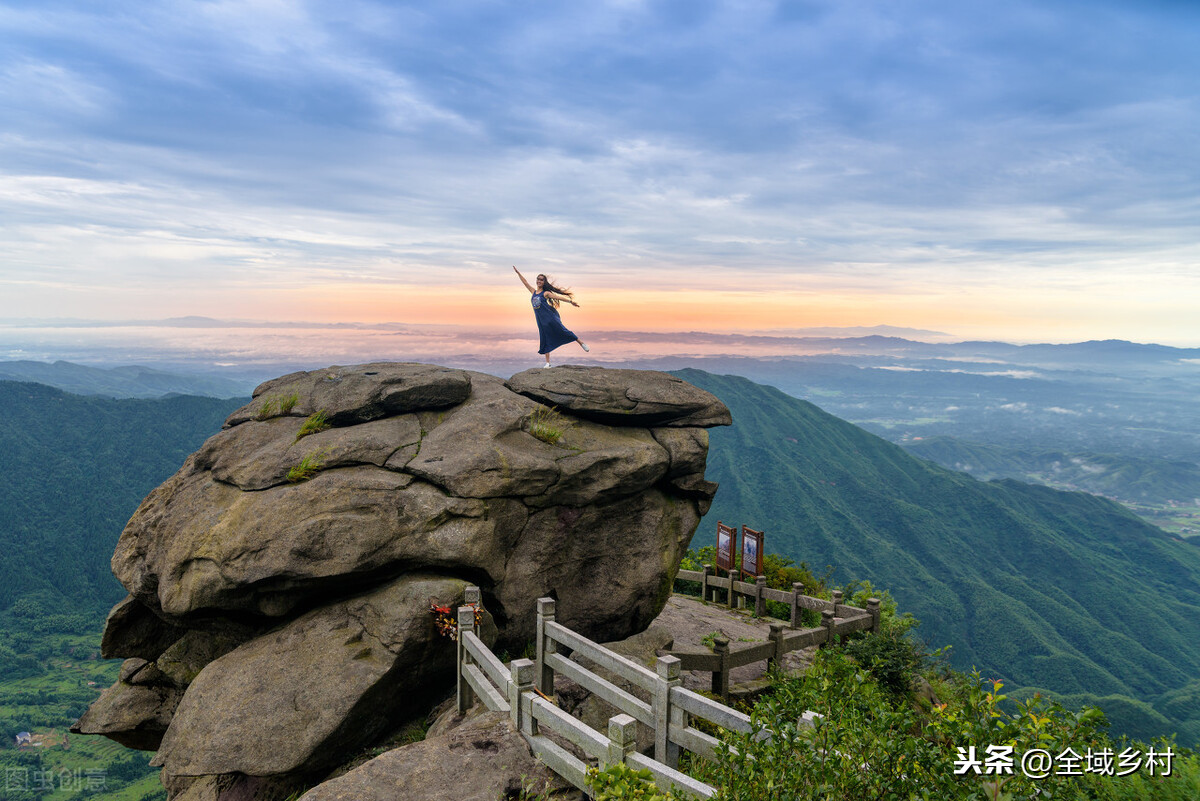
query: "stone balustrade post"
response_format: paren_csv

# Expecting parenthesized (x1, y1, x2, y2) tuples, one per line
(535, 598, 556, 696)
(606, 714, 637, 769)
(867, 597, 882, 633)
(701, 564, 713, 603)
(712, 637, 731, 701)
(768, 622, 786, 668)
(821, 609, 836, 648)
(456, 605, 476, 714)
(510, 658, 535, 735)
(754, 575, 767, 617)
(790, 582, 804, 628)
(831, 589, 844, 617)
(653, 656, 682, 769)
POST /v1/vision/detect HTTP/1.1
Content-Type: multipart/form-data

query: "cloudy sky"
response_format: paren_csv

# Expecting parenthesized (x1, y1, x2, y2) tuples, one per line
(2, 0, 1198, 346)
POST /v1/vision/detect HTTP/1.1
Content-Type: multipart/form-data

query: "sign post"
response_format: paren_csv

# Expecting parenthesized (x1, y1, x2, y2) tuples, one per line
(715, 522, 737, 606)
(715, 521, 736, 574)
(740, 525, 763, 580)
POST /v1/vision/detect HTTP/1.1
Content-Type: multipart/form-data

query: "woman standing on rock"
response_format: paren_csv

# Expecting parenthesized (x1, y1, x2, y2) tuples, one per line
(513, 266, 590, 367)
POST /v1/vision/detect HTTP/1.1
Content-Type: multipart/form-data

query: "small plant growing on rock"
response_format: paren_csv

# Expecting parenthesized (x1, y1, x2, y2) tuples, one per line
(256, 392, 300, 420)
(526, 405, 568, 445)
(512, 775, 557, 800)
(255, 397, 278, 420)
(286, 449, 327, 483)
(295, 409, 331, 442)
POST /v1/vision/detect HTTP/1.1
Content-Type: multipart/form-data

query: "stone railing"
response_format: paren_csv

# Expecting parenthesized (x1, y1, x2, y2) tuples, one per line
(455, 591, 779, 800)
(672, 568, 880, 700)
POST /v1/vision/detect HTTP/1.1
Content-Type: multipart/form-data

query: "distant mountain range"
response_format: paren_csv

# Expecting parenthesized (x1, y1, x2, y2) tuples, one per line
(679, 369, 1200, 745)
(0, 360, 252, 399)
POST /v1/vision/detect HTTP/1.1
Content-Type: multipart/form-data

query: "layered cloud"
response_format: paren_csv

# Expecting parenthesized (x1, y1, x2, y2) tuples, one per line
(1, 1, 1198, 341)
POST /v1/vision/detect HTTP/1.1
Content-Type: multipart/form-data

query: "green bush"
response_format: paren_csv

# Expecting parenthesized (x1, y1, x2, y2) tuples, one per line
(696, 648, 1200, 801)
(840, 630, 930, 701)
(586, 763, 678, 800)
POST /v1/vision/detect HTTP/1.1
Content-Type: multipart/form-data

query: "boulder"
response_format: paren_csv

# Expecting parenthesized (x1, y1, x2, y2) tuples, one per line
(162, 773, 305, 801)
(80, 363, 728, 799)
(224, 363, 472, 427)
(101, 595, 187, 661)
(151, 575, 487, 778)
(506, 366, 732, 427)
(297, 710, 580, 801)
(113, 465, 516, 618)
(71, 672, 182, 751)
(198, 415, 422, 491)
(498, 490, 699, 645)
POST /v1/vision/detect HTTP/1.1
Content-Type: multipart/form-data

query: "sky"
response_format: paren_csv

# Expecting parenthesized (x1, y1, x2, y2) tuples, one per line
(2, 0, 1199, 348)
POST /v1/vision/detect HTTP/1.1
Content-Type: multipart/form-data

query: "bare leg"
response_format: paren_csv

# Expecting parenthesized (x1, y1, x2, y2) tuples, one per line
(543, 353, 552, 368)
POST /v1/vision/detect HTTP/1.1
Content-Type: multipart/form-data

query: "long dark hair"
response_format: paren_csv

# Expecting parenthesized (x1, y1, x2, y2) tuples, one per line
(537, 274, 573, 309)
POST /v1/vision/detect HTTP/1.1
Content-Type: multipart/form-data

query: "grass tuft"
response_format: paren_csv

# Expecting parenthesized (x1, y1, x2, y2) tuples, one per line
(287, 449, 327, 483)
(295, 409, 331, 442)
(256, 392, 300, 420)
(254, 397, 278, 420)
(526, 405, 568, 445)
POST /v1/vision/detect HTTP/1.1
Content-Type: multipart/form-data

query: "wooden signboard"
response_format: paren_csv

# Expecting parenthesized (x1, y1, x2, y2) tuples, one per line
(715, 521, 736, 573)
(740, 525, 763, 579)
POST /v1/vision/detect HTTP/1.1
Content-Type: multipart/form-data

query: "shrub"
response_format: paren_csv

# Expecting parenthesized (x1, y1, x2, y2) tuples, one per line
(586, 764, 678, 800)
(839, 579, 916, 637)
(701, 647, 1200, 801)
(840, 630, 930, 701)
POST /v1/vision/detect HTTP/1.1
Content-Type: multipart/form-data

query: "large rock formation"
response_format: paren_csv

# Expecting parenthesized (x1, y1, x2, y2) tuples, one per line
(76, 362, 727, 799)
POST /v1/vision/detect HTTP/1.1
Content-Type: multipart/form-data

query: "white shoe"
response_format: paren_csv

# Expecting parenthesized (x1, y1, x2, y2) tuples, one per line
(542, 363, 552, 368)
(580, 341, 590, 352)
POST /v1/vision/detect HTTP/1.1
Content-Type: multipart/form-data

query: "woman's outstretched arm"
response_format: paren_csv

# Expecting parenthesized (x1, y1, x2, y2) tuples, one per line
(544, 291, 579, 307)
(513, 266, 535, 293)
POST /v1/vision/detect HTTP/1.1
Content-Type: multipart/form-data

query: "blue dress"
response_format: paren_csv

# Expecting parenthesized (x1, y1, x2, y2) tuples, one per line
(531, 291, 578, 354)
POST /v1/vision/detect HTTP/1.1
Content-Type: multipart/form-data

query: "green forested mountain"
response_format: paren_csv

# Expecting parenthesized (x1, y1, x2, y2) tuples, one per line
(0, 381, 244, 618)
(678, 369, 1200, 744)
